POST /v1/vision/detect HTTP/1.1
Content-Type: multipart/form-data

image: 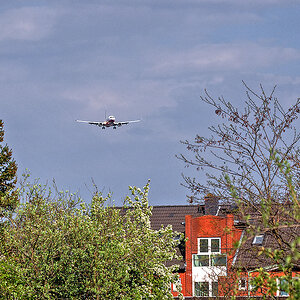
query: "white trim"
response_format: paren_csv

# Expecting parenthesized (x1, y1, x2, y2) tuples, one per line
(232, 230, 245, 266)
(198, 237, 221, 254)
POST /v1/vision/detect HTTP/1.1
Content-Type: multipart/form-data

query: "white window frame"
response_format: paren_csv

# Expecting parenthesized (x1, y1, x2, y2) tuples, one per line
(193, 237, 226, 267)
(252, 234, 264, 245)
(198, 237, 221, 254)
(238, 277, 247, 290)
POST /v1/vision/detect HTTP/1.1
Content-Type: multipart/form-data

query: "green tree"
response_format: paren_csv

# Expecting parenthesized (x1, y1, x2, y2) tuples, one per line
(0, 179, 182, 299)
(0, 120, 18, 216)
(178, 83, 300, 298)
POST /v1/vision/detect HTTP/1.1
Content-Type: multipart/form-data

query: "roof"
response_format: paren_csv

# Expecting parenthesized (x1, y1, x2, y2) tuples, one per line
(149, 205, 202, 270)
(233, 225, 300, 270)
(117, 203, 300, 271)
(150, 205, 300, 271)
(150, 205, 201, 232)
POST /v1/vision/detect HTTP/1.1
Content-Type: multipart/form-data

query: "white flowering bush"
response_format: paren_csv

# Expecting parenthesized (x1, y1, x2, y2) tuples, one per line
(0, 179, 182, 299)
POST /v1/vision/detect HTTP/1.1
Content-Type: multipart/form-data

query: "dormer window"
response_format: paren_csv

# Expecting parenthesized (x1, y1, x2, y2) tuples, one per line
(252, 234, 264, 245)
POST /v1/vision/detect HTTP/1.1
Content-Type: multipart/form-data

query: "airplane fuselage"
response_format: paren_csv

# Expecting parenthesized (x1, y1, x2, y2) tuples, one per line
(101, 116, 120, 129)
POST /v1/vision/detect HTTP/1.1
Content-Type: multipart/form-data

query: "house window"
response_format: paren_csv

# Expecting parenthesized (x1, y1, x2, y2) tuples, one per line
(193, 254, 209, 267)
(239, 278, 247, 290)
(172, 277, 181, 292)
(194, 281, 218, 297)
(211, 239, 220, 252)
(211, 254, 227, 266)
(194, 282, 209, 296)
(199, 238, 209, 252)
(194, 238, 226, 267)
(212, 281, 218, 297)
(278, 278, 289, 297)
(199, 238, 220, 253)
(252, 234, 264, 245)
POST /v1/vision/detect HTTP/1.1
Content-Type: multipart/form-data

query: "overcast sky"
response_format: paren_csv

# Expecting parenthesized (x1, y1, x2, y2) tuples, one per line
(1, 0, 300, 206)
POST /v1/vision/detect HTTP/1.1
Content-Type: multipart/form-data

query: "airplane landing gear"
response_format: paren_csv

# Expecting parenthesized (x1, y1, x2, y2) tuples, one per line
(102, 126, 105, 129)
(113, 126, 117, 129)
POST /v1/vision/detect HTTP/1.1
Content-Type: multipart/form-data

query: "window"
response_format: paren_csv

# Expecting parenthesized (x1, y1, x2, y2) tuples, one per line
(277, 277, 300, 297)
(248, 278, 255, 292)
(278, 279, 289, 297)
(252, 234, 264, 245)
(211, 239, 220, 252)
(193, 254, 209, 267)
(212, 281, 218, 297)
(194, 238, 226, 267)
(199, 238, 220, 253)
(194, 282, 209, 296)
(239, 278, 247, 290)
(172, 277, 181, 292)
(200, 238, 209, 252)
(195, 281, 218, 297)
(211, 254, 227, 266)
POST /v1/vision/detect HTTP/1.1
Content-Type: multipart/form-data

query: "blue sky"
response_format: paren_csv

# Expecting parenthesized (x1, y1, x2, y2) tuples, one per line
(1, 0, 300, 205)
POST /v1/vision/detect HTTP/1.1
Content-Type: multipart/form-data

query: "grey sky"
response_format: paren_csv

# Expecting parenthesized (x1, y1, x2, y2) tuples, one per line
(1, 1, 300, 205)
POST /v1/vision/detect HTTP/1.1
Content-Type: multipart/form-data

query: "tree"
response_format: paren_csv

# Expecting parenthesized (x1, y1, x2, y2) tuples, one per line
(241, 156, 300, 299)
(0, 178, 182, 299)
(0, 120, 18, 216)
(178, 82, 299, 205)
(177, 83, 300, 298)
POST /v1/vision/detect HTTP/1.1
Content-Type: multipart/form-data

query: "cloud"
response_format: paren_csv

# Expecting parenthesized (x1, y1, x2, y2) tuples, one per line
(0, 62, 28, 82)
(85, 0, 299, 8)
(148, 43, 300, 76)
(0, 7, 58, 41)
(61, 78, 179, 118)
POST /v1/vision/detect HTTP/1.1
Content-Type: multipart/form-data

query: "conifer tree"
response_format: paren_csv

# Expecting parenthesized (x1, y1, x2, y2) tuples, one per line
(0, 120, 18, 215)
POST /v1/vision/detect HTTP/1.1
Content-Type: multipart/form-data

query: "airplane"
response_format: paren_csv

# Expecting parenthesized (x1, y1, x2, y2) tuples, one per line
(76, 115, 140, 129)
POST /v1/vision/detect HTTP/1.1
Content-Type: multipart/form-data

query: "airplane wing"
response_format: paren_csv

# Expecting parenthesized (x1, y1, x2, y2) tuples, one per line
(76, 120, 105, 126)
(116, 120, 141, 126)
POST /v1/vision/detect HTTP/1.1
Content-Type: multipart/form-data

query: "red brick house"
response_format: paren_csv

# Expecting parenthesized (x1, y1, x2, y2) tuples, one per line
(149, 196, 299, 298)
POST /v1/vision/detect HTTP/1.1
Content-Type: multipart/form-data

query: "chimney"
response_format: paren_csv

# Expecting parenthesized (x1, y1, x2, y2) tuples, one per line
(204, 193, 219, 215)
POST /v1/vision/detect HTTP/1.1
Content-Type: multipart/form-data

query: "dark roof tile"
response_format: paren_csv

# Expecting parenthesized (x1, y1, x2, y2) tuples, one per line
(150, 205, 201, 232)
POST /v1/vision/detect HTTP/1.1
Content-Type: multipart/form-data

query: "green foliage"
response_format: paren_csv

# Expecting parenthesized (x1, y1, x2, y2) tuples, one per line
(0, 120, 18, 216)
(0, 178, 181, 299)
(178, 84, 299, 298)
(228, 156, 299, 299)
(251, 157, 300, 299)
(249, 269, 278, 298)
